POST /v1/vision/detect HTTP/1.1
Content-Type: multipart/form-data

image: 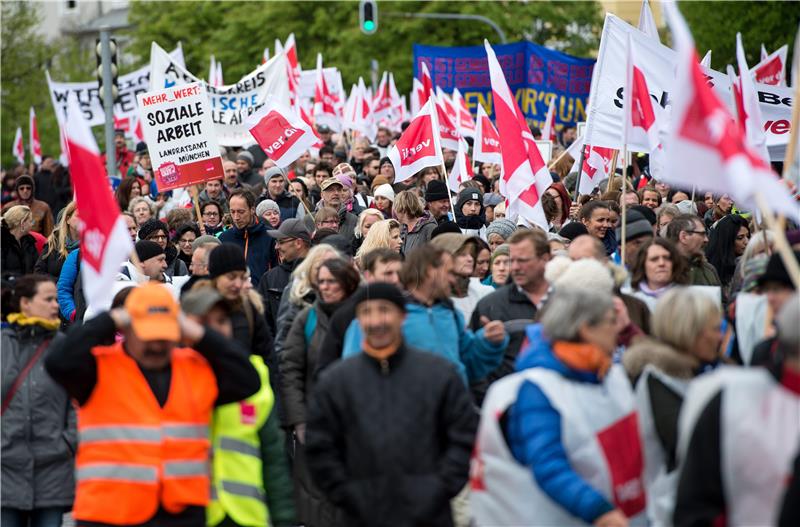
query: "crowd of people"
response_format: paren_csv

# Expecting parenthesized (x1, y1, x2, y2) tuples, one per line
(1, 122, 799, 527)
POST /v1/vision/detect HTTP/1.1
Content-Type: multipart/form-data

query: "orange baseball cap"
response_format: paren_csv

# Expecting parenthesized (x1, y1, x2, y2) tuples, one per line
(124, 283, 180, 342)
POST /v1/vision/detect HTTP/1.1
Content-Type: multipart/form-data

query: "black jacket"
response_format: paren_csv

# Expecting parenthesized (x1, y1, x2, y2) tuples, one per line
(34, 240, 79, 280)
(306, 343, 477, 527)
(257, 258, 302, 334)
(2, 225, 38, 280)
(259, 191, 301, 222)
(469, 284, 540, 402)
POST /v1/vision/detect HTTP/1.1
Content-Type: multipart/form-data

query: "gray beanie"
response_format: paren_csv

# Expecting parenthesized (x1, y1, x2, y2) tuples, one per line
(236, 150, 254, 166)
(264, 166, 287, 184)
(256, 199, 280, 218)
(485, 219, 516, 241)
(491, 243, 510, 262)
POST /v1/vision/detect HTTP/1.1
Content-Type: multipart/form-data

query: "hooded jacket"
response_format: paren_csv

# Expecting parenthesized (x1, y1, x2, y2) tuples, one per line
(1, 224, 39, 279)
(219, 218, 276, 286)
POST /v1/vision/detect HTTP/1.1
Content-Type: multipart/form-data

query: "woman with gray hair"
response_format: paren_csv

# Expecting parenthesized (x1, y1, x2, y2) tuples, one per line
(472, 287, 647, 526)
(622, 287, 722, 525)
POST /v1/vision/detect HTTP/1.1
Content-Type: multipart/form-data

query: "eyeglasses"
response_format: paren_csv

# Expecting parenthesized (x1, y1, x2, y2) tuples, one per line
(203, 210, 219, 217)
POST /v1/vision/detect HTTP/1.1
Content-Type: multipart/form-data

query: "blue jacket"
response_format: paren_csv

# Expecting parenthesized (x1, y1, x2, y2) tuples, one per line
(57, 249, 80, 320)
(341, 298, 508, 384)
(218, 218, 276, 286)
(505, 325, 614, 524)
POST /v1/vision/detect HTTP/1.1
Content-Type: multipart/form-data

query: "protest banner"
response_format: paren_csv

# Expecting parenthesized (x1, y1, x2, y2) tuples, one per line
(148, 42, 289, 146)
(136, 82, 223, 192)
(246, 99, 320, 168)
(299, 67, 342, 102)
(46, 46, 185, 128)
(413, 41, 595, 132)
(584, 14, 793, 161)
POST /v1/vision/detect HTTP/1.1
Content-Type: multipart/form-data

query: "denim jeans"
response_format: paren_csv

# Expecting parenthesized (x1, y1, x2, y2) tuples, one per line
(0, 507, 68, 527)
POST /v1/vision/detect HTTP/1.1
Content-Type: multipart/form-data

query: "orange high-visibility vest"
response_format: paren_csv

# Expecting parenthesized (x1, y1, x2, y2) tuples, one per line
(73, 342, 218, 525)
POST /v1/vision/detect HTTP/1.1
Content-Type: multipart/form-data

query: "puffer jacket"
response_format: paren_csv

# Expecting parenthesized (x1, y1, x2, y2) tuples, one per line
(1, 317, 76, 509)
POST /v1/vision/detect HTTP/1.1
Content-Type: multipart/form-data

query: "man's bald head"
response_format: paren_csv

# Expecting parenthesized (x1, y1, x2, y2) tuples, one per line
(568, 234, 607, 262)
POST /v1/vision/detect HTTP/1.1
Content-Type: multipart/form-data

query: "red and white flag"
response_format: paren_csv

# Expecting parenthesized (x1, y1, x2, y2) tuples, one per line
(662, 1, 799, 222)
(637, 0, 660, 42)
(700, 50, 712, 68)
(63, 95, 133, 309)
(12, 127, 24, 165)
(623, 34, 661, 152)
(448, 138, 474, 192)
(262, 47, 270, 64)
(419, 62, 433, 107)
(542, 96, 557, 143)
(353, 77, 376, 140)
(284, 33, 302, 107)
(436, 87, 458, 124)
(473, 104, 502, 165)
(485, 40, 550, 228)
(760, 43, 768, 62)
(452, 88, 476, 139)
(29, 107, 42, 165)
(131, 116, 145, 143)
(373, 72, 393, 120)
(247, 99, 321, 168)
(733, 33, 770, 163)
(579, 144, 616, 194)
(410, 77, 425, 116)
(313, 53, 341, 132)
(750, 44, 787, 86)
(434, 92, 461, 151)
(387, 97, 443, 183)
(388, 74, 406, 131)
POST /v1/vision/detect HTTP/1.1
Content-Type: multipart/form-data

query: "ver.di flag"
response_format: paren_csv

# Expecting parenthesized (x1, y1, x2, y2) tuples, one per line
(63, 94, 133, 311)
(473, 104, 502, 165)
(29, 108, 42, 165)
(448, 138, 474, 193)
(388, 97, 443, 183)
(247, 99, 321, 168)
(623, 33, 661, 152)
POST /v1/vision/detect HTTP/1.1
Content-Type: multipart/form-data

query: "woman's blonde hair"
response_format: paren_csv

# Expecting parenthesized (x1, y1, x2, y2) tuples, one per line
(289, 243, 342, 304)
(354, 209, 384, 240)
(652, 287, 720, 352)
(393, 190, 425, 218)
(43, 201, 78, 259)
(355, 219, 401, 264)
(2, 205, 32, 231)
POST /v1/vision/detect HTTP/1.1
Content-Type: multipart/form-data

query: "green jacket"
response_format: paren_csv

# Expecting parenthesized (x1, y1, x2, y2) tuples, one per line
(688, 255, 721, 287)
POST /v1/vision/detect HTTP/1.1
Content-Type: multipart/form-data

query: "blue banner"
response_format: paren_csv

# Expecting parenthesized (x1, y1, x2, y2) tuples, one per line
(413, 42, 595, 133)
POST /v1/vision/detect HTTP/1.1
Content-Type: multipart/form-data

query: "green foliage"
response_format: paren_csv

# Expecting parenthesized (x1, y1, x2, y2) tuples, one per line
(679, 1, 799, 72)
(127, 0, 603, 94)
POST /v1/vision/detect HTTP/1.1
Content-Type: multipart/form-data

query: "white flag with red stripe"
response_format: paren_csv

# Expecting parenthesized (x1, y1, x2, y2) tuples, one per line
(12, 127, 24, 165)
(313, 54, 341, 132)
(750, 44, 787, 86)
(623, 34, 661, 152)
(473, 104, 502, 165)
(452, 88, 476, 139)
(387, 98, 443, 183)
(246, 99, 321, 168)
(542, 96, 557, 144)
(63, 94, 133, 309)
(436, 87, 458, 124)
(419, 62, 433, 106)
(29, 107, 42, 165)
(284, 33, 302, 107)
(262, 47, 270, 64)
(373, 72, 393, 120)
(485, 40, 549, 228)
(663, 1, 799, 222)
(579, 144, 616, 194)
(448, 138, 474, 192)
(353, 77, 376, 140)
(434, 92, 461, 151)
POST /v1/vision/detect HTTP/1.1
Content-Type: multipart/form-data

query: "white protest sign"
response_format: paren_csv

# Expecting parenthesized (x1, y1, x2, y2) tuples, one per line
(148, 42, 289, 146)
(136, 82, 223, 192)
(46, 46, 185, 127)
(585, 14, 792, 161)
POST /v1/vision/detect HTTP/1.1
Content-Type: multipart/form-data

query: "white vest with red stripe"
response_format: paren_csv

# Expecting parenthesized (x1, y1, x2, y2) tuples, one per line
(716, 368, 800, 525)
(470, 364, 647, 526)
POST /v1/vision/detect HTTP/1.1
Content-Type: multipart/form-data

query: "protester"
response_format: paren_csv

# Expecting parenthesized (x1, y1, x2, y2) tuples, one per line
(371, 183, 394, 219)
(617, 209, 654, 269)
(306, 283, 477, 527)
(629, 238, 689, 311)
(256, 199, 282, 229)
(280, 258, 359, 526)
(138, 218, 189, 277)
(674, 294, 800, 526)
(705, 214, 750, 297)
(473, 238, 492, 281)
(639, 186, 663, 210)
(103, 129, 135, 177)
(173, 223, 200, 270)
(354, 218, 402, 267)
(666, 213, 721, 286)
(114, 177, 142, 215)
(430, 233, 494, 322)
(351, 208, 383, 256)
(485, 218, 516, 252)
(122, 212, 138, 242)
(44, 282, 260, 527)
(2, 175, 54, 236)
(2, 205, 39, 280)
(425, 180, 453, 225)
(395, 190, 438, 256)
(316, 178, 358, 239)
(219, 189, 275, 286)
(579, 201, 616, 256)
(482, 243, 510, 289)
(730, 230, 774, 294)
(198, 178, 229, 214)
(2, 275, 75, 526)
(199, 200, 225, 236)
(261, 167, 301, 221)
(703, 193, 733, 229)
(128, 196, 155, 227)
(454, 188, 487, 239)
(236, 150, 261, 187)
(656, 203, 680, 238)
(183, 238, 221, 293)
(35, 201, 80, 280)
(472, 288, 646, 526)
(622, 287, 722, 525)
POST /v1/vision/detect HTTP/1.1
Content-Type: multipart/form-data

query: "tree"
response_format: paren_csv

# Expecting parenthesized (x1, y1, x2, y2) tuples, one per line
(127, 1, 603, 94)
(680, 1, 799, 72)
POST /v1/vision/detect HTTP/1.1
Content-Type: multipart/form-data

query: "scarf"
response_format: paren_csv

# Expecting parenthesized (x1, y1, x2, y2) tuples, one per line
(6, 312, 60, 331)
(552, 341, 612, 379)
(638, 282, 673, 299)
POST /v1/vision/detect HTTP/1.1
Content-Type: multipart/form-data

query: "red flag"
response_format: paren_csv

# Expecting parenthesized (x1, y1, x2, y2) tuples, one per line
(247, 100, 321, 168)
(63, 95, 133, 309)
(448, 139, 474, 192)
(29, 107, 42, 165)
(313, 53, 341, 132)
(663, 1, 798, 223)
(12, 127, 24, 165)
(473, 104, 501, 165)
(542, 96, 557, 144)
(387, 98, 443, 183)
(623, 34, 661, 152)
(485, 40, 549, 228)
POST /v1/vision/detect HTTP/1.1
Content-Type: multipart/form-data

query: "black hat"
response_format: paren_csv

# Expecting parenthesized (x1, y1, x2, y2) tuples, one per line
(558, 222, 589, 241)
(351, 283, 406, 312)
(321, 234, 353, 256)
(135, 142, 148, 155)
(425, 180, 449, 202)
(267, 218, 311, 243)
(14, 175, 34, 191)
(456, 188, 483, 213)
(757, 251, 800, 289)
(616, 210, 654, 243)
(631, 205, 657, 226)
(135, 240, 164, 262)
(431, 220, 462, 239)
(138, 218, 168, 242)
(208, 243, 248, 278)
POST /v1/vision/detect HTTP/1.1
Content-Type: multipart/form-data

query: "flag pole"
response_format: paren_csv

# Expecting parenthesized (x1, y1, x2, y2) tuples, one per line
(547, 146, 573, 170)
(620, 146, 628, 266)
(441, 159, 458, 220)
(573, 145, 586, 198)
(754, 192, 800, 289)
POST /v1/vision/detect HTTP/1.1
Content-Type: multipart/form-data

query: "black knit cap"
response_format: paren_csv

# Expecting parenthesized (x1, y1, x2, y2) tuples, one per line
(558, 222, 589, 241)
(351, 283, 406, 312)
(208, 243, 248, 279)
(138, 218, 168, 241)
(425, 180, 449, 202)
(135, 240, 164, 262)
